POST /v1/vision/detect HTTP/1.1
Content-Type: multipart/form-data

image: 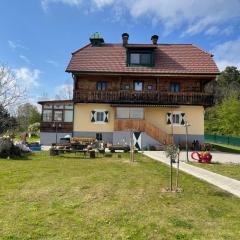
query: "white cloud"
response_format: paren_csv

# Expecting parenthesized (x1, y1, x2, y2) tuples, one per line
(93, 0, 114, 8)
(46, 60, 59, 67)
(8, 40, 28, 50)
(123, 0, 240, 36)
(41, 0, 82, 11)
(14, 68, 41, 89)
(19, 55, 30, 64)
(205, 26, 220, 36)
(213, 39, 240, 70)
(40, 0, 240, 35)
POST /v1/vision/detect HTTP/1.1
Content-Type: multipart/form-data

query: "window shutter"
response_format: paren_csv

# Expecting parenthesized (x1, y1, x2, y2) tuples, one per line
(91, 111, 96, 122)
(181, 113, 185, 125)
(166, 113, 172, 124)
(104, 111, 109, 122)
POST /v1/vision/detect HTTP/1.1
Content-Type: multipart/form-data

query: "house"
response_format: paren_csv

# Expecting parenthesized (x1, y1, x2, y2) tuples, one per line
(38, 100, 73, 145)
(39, 33, 219, 148)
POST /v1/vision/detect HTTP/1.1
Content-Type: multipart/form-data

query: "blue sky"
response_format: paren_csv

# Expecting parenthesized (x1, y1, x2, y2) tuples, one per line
(0, 0, 240, 104)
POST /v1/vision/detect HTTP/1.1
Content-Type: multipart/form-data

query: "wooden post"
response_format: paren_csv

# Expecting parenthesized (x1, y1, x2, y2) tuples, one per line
(170, 157, 173, 191)
(176, 148, 180, 189)
(129, 129, 135, 162)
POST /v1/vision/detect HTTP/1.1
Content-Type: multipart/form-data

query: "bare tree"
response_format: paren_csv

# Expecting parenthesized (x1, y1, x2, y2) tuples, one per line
(0, 64, 26, 109)
(55, 83, 73, 100)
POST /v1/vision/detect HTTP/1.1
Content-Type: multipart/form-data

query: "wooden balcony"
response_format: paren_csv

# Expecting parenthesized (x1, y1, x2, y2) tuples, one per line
(114, 119, 173, 145)
(40, 122, 73, 133)
(74, 90, 214, 106)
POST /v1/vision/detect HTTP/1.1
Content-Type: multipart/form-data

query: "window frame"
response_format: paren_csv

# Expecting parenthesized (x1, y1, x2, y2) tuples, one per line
(96, 81, 107, 91)
(123, 84, 130, 90)
(134, 80, 143, 91)
(127, 51, 154, 67)
(64, 110, 73, 122)
(170, 82, 181, 92)
(147, 84, 153, 91)
(53, 110, 63, 122)
(171, 112, 182, 126)
(96, 112, 104, 122)
(116, 107, 144, 119)
(96, 133, 103, 141)
(42, 109, 53, 122)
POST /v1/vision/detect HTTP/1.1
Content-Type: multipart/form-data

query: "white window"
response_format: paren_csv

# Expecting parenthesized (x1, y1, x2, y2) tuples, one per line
(91, 110, 109, 123)
(54, 105, 64, 109)
(134, 81, 143, 91)
(116, 108, 129, 119)
(43, 104, 52, 109)
(166, 112, 185, 126)
(130, 53, 152, 65)
(130, 108, 144, 119)
(43, 110, 52, 122)
(54, 111, 63, 121)
(96, 112, 104, 122)
(172, 113, 180, 124)
(65, 104, 73, 110)
(64, 110, 73, 122)
(116, 107, 144, 119)
(130, 53, 140, 64)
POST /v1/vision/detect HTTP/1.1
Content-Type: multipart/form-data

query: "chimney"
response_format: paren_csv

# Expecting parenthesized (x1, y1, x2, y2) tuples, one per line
(151, 35, 159, 45)
(122, 33, 129, 46)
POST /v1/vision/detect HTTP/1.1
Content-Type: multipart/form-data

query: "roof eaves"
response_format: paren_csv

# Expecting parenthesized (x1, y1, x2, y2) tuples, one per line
(67, 70, 220, 76)
(71, 43, 91, 55)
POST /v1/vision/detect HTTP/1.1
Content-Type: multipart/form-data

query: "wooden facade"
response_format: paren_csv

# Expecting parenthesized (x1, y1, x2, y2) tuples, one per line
(73, 74, 214, 106)
(38, 100, 73, 133)
(40, 122, 73, 133)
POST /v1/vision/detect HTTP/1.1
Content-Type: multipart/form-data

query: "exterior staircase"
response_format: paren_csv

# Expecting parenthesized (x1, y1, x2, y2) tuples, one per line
(114, 119, 173, 145)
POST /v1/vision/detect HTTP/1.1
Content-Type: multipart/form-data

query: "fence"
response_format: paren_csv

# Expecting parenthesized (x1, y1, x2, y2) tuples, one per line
(205, 134, 240, 146)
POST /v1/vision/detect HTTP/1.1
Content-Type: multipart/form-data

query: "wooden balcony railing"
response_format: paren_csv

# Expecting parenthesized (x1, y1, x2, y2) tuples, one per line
(114, 119, 173, 145)
(74, 90, 214, 106)
(40, 122, 73, 133)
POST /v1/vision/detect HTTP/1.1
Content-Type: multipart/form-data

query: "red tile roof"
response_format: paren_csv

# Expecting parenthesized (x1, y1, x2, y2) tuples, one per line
(66, 43, 219, 75)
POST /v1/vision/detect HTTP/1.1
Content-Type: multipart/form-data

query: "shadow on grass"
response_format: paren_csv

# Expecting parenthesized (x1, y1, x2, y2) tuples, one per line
(0, 152, 33, 161)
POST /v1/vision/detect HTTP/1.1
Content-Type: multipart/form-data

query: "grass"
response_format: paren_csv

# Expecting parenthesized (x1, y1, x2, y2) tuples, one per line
(14, 135, 40, 143)
(0, 152, 240, 239)
(189, 162, 240, 181)
(207, 142, 240, 154)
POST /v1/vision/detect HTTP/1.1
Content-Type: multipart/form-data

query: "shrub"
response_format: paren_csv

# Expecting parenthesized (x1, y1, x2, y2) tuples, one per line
(28, 122, 40, 136)
(0, 138, 22, 158)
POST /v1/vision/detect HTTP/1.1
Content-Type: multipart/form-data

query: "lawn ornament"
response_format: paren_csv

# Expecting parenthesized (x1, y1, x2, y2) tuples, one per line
(191, 151, 212, 163)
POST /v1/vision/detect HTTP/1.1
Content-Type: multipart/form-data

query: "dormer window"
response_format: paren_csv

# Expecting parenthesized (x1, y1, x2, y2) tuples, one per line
(130, 53, 152, 65)
(129, 52, 153, 66)
(126, 45, 156, 67)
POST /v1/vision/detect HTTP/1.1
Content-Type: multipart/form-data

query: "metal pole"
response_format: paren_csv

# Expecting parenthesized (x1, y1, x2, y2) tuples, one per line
(170, 157, 173, 191)
(176, 148, 180, 189)
(185, 123, 189, 162)
(131, 130, 134, 162)
(55, 122, 58, 144)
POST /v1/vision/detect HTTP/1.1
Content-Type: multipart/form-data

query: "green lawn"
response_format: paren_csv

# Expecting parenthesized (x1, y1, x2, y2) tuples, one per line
(15, 135, 40, 143)
(0, 152, 240, 240)
(189, 162, 240, 181)
(207, 142, 240, 154)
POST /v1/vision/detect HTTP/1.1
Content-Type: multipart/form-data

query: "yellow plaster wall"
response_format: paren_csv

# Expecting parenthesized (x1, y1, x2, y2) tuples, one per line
(74, 103, 114, 132)
(144, 106, 204, 135)
(74, 103, 204, 135)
